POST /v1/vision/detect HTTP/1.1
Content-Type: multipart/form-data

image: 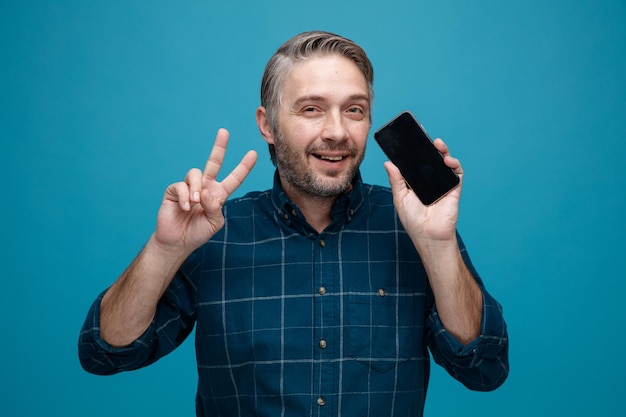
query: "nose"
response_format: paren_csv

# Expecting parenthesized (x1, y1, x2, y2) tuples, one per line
(322, 110, 349, 142)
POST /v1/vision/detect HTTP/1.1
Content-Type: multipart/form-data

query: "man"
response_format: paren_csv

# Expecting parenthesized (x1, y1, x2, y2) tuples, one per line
(79, 31, 509, 416)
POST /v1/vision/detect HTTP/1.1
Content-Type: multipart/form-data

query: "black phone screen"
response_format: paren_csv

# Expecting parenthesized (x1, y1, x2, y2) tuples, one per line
(374, 111, 459, 205)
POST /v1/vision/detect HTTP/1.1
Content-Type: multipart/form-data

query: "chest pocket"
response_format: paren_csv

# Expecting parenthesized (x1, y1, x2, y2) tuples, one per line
(346, 286, 425, 373)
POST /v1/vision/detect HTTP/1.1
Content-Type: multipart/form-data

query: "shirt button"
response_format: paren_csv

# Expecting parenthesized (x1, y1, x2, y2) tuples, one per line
(378, 288, 387, 297)
(318, 286, 326, 295)
(317, 397, 326, 406)
(319, 239, 326, 247)
(318, 339, 327, 349)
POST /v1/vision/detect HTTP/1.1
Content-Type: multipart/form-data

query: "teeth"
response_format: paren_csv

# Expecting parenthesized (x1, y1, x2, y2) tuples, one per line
(319, 155, 343, 161)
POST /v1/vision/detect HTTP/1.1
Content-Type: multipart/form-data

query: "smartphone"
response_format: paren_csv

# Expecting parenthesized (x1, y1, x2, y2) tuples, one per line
(374, 111, 459, 205)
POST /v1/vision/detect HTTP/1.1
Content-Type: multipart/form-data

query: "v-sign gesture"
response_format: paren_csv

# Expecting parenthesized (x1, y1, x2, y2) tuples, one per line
(100, 129, 256, 347)
(155, 128, 258, 254)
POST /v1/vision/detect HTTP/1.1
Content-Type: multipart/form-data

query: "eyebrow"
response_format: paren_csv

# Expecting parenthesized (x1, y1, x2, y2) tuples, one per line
(292, 94, 371, 108)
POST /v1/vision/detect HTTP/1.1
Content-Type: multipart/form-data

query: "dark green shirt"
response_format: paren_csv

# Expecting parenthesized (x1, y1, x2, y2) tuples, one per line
(79, 171, 509, 416)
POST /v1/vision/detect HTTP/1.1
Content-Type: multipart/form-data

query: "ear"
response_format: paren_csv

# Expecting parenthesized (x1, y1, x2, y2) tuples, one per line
(256, 106, 275, 145)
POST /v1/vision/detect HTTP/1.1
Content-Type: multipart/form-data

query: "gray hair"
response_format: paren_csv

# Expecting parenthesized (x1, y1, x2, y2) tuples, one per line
(260, 31, 374, 164)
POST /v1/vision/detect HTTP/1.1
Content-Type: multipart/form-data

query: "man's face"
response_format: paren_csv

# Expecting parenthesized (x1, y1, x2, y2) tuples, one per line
(270, 54, 371, 198)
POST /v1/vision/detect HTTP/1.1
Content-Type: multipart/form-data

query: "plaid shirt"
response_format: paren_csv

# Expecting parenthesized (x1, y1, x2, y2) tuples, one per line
(79, 171, 509, 417)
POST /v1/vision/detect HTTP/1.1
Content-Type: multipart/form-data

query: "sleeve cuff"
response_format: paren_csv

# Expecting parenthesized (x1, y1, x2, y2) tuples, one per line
(429, 288, 508, 362)
(78, 291, 158, 374)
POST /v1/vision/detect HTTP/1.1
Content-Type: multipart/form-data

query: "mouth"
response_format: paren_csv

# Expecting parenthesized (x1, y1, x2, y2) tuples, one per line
(312, 153, 348, 162)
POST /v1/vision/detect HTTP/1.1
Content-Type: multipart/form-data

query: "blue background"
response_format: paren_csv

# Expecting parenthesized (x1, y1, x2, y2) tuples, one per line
(2, 1, 625, 415)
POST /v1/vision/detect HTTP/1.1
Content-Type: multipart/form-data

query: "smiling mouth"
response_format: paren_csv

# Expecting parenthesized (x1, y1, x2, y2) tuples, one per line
(313, 153, 347, 162)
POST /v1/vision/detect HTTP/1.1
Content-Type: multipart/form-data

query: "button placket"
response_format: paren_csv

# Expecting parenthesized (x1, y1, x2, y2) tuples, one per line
(313, 233, 335, 412)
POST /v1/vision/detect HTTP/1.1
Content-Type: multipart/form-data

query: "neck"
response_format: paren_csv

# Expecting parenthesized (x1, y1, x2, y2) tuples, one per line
(276, 170, 357, 233)
(284, 187, 336, 233)
(279, 176, 353, 233)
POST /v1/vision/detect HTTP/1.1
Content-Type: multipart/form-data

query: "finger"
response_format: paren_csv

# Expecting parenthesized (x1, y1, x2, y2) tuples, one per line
(185, 168, 203, 203)
(219, 150, 258, 197)
(164, 182, 192, 211)
(434, 138, 463, 175)
(203, 128, 229, 182)
(383, 160, 408, 193)
(444, 155, 462, 172)
(433, 138, 450, 156)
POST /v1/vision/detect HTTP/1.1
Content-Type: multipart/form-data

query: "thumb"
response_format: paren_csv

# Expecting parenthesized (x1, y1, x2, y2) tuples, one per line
(383, 161, 408, 194)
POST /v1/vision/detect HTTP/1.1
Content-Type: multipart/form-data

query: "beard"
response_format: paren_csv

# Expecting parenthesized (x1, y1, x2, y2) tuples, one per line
(273, 129, 364, 199)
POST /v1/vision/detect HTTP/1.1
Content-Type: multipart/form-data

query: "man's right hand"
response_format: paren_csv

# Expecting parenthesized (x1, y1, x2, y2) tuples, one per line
(154, 128, 258, 255)
(99, 129, 256, 347)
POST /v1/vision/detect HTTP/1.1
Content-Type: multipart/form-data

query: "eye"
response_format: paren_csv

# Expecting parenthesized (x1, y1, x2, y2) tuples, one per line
(298, 105, 324, 118)
(345, 106, 367, 120)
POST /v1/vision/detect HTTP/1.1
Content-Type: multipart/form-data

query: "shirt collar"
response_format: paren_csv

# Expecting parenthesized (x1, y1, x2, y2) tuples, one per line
(270, 170, 365, 234)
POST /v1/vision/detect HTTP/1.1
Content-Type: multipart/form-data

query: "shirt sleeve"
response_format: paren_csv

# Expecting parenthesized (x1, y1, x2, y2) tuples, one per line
(425, 235, 510, 391)
(77, 265, 197, 376)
